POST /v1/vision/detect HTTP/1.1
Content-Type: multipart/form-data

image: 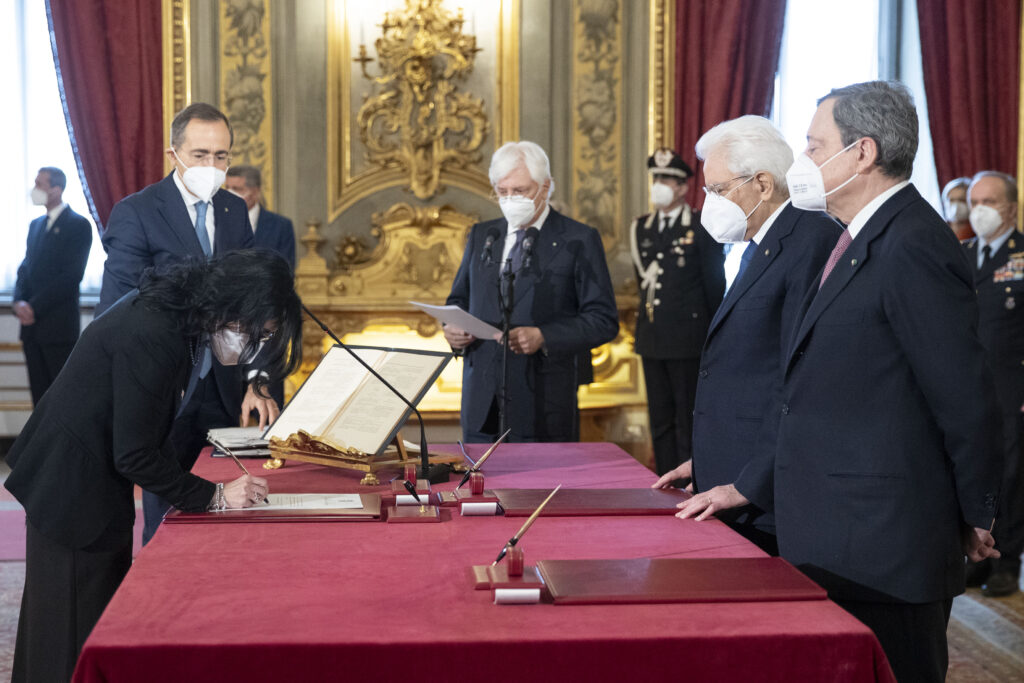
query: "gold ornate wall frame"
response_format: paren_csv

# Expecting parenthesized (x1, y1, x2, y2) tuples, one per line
(161, 0, 191, 168)
(570, 0, 625, 250)
(219, 0, 275, 208)
(648, 0, 675, 151)
(326, 0, 520, 221)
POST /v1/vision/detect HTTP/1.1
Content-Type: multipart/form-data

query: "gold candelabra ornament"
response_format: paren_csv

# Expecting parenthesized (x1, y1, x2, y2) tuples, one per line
(354, 0, 489, 200)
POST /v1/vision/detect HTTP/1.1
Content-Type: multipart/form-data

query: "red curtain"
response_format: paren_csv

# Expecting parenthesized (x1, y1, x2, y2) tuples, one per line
(47, 0, 165, 229)
(673, 0, 787, 209)
(918, 0, 1020, 187)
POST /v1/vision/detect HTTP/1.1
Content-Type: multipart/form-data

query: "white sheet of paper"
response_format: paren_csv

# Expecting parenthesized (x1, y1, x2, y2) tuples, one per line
(409, 302, 502, 341)
(218, 493, 364, 512)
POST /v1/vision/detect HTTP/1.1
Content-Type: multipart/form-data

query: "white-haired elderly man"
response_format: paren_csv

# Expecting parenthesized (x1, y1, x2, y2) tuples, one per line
(653, 115, 841, 555)
(444, 141, 618, 442)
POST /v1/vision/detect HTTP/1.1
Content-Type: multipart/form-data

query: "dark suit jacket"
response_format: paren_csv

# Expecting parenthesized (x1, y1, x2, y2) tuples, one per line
(775, 185, 1002, 604)
(4, 293, 215, 549)
(446, 209, 618, 440)
(97, 173, 255, 418)
(965, 234, 1024, 414)
(632, 210, 725, 358)
(254, 207, 296, 268)
(692, 204, 841, 532)
(14, 206, 92, 345)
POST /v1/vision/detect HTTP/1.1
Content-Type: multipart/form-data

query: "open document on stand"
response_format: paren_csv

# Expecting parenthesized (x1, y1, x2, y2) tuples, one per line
(410, 301, 502, 341)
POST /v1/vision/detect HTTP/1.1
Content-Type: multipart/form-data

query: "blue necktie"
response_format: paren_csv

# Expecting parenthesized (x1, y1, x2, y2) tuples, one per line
(195, 201, 213, 258)
(734, 240, 758, 285)
(506, 229, 527, 272)
(178, 340, 212, 417)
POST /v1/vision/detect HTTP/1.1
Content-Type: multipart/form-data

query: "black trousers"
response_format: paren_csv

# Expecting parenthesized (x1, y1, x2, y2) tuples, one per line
(641, 356, 699, 476)
(142, 377, 235, 545)
(22, 338, 75, 407)
(13, 520, 132, 683)
(993, 409, 1024, 575)
(836, 597, 953, 683)
(463, 394, 578, 443)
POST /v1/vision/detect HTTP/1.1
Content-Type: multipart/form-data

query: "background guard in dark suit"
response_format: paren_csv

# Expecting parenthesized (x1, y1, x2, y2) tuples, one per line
(5, 251, 302, 683)
(444, 141, 618, 442)
(655, 116, 842, 556)
(963, 170, 1024, 598)
(96, 103, 273, 544)
(734, 81, 999, 683)
(630, 148, 725, 476)
(226, 164, 297, 408)
(13, 166, 92, 405)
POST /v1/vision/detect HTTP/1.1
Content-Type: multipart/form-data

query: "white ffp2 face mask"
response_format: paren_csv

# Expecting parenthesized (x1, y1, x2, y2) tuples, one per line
(210, 327, 263, 365)
(944, 200, 969, 222)
(30, 187, 48, 206)
(969, 205, 1005, 240)
(499, 193, 540, 228)
(650, 182, 676, 209)
(172, 149, 227, 203)
(785, 140, 860, 211)
(700, 177, 760, 244)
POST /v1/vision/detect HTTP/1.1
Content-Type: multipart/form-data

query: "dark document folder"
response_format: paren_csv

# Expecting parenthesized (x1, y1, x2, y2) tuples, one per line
(537, 558, 827, 604)
(493, 488, 690, 516)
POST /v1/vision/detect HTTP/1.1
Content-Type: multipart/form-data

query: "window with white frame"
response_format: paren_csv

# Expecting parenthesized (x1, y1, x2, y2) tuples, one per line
(1, 0, 106, 296)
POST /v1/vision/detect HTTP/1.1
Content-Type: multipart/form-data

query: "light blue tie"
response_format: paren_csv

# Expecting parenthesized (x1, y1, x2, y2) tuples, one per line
(195, 201, 212, 258)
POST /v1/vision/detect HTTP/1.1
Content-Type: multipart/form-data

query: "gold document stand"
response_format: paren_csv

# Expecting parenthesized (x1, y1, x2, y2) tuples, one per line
(264, 430, 461, 485)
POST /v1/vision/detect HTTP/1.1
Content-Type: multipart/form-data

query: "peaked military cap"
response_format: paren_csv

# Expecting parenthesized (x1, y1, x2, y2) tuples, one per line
(647, 148, 693, 180)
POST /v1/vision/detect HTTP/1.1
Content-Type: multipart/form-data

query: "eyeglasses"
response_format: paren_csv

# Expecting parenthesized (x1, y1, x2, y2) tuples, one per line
(490, 186, 539, 201)
(226, 323, 276, 343)
(702, 175, 753, 198)
(184, 150, 232, 167)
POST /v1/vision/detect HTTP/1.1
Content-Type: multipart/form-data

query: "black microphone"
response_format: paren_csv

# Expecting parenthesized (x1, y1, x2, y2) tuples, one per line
(480, 227, 501, 264)
(300, 303, 449, 483)
(521, 226, 540, 269)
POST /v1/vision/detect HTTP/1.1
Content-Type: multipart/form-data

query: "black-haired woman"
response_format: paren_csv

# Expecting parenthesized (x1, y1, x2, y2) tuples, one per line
(5, 249, 302, 682)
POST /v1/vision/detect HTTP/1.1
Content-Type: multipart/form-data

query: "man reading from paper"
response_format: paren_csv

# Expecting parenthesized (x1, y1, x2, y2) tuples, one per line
(444, 141, 618, 442)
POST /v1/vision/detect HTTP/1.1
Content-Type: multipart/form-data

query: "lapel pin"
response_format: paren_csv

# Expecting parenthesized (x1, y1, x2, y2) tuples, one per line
(764, 248, 770, 255)
(552, 242, 557, 247)
(850, 258, 858, 266)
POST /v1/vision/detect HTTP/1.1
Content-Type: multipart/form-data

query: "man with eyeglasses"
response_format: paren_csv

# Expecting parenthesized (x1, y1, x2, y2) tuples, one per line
(628, 148, 724, 478)
(97, 102, 269, 545)
(962, 170, 1024, 598)
(444, 141, 617, 443)
(653, 116, 840, 556)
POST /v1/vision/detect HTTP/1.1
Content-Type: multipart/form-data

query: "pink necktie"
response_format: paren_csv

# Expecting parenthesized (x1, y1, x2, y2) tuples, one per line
(819, 230, 853, 289)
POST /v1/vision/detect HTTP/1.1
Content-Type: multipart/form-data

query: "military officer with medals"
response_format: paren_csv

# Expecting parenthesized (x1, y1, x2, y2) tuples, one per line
(965, 170, 1024, 597)
(630, 148, 725, 476)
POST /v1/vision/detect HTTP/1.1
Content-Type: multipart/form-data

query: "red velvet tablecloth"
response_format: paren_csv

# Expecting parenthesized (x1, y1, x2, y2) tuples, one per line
(73, 443, 894, 683)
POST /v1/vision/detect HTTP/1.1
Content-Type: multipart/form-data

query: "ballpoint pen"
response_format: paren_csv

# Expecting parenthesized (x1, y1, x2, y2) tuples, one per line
(227, 451, 270, 504)
(455, 428, 511, 489)
(492, 484, 562, 566)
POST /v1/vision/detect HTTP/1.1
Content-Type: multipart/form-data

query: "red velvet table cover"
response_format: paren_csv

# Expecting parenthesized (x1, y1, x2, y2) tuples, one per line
(73, 443, 894, 683)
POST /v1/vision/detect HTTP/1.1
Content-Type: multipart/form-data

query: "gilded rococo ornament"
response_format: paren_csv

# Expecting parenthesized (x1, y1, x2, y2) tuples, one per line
(354, 0, 490, 199)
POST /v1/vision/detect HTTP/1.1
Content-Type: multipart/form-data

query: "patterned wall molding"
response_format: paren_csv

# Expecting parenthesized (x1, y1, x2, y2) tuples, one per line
(648, 0, 675, 152)
(161, 0, 191, 171)
(219, 0, 275, 208)
(327, 0, 519, 222)
(571, 0, 625, 249)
